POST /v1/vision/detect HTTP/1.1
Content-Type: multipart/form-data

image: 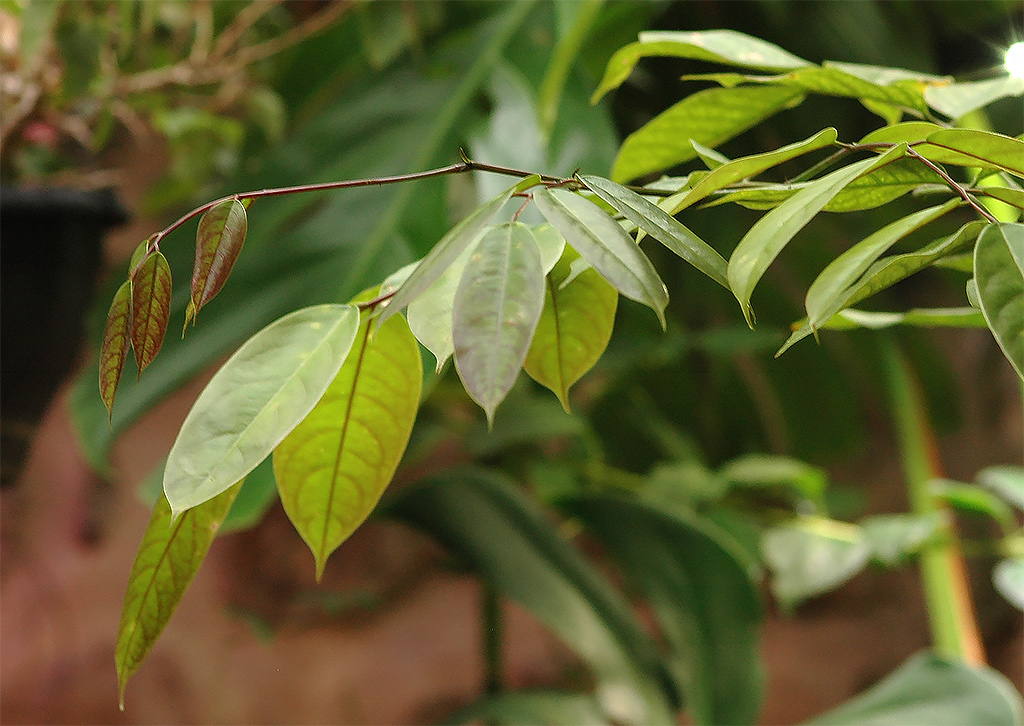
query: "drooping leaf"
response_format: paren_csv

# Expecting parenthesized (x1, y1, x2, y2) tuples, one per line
(919, 129, 1024, 177)
(275, 292, 422, 579)
(860, 512, 944, 567)
(453, 223, 545, 424)
(407, 244, 474, 373)
(821, 307, 986, 331)
(220, 458, 279, 533)
(383, 468, 678, 725)
(115, 483, 241, 709)
(662, 128, 838, 213)
(993, 558, 1024, 611)
(376, 183, 516, 331)
(592, 29, 810, 102)
(185, 197, 248, 330)
(534, 187, 668, 326)
(762, 517, 870, 610)
(99, 280, 132, 419)
(579, 174, 728, 289)
(720, 453, 828, 511)
(805, 200, 960, 332)
(974, 223, 1024, 379)
(925, 76, 1024, 120)
(163, 304, 360, 518)
(979, 186, 1024, 214)
(976, 465, 1024, 512)
(531, 223, 566, 276)
(524, 246, 618, 411)
(611, 85, 805, 183)
(804, 652, 1024, 726)
(571, 493, 764, 726)
(929, 479, 1017, 534)
(728, 145, 907, 326)
(447, 690, 607, 726)
(130, 250, 173, 375)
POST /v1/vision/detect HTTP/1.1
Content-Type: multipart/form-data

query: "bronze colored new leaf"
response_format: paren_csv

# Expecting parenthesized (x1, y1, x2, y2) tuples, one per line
(185, 198, 248, 331)
(99, 280, 133, 419)
(130, 251, 173, 375)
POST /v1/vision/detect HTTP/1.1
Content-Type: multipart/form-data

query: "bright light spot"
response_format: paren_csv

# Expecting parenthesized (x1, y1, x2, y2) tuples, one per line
(1006, 42, 1024, 80)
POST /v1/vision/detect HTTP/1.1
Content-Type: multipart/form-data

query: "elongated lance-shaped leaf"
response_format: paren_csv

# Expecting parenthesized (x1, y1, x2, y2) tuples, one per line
(164, 304, 359, 518)
(974, 223, 1024, 380)
(375, 183, 516, 331)
(116, 482, 241, 709)
(820, 307, 986, 331)
(531, 223, 566, 276)
(407, 244, 475, 373)
(805, 200, 960, 333)
(728, 144, 907, 327)
(454, 223, 545, 425)
(662, 128, 838, 213)
(925, 75, 1024, 120)
(130, 250, 173, 375)
(920, 129, 1024, 177)
(580, 174, 728, 289)
(274, 290, 422, 579)
(534, 186, 668, 327)
(128, 235, 157, 278)
(524, 246, 617, 411)
(185, 198, 248, 331)
(99, 280, 132, 420)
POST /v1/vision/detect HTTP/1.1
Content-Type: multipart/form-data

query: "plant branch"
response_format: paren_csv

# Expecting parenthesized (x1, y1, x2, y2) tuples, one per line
(904, 147, 1000, 224)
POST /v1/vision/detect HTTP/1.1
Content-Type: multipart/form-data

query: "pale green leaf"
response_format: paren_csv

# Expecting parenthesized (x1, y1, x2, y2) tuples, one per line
(859, 121, 944, 146)
(275, 293, 421, 579)
(977, 465, 1024, 512)
(524, 246, 617, 411)
(534, 187, 668, 326)
(974, 223, 1024, 379)
(821, 307, 986, 330)
(407, 244, 475, 372)
(580, 174, 728, 288)
(164, 304, 360, 517)
(116, 483, 241, 708)
(860, 512, 944, 566)
(728, 145, 907, 326)
(531, 223, 567, 276)
(994, 559, 1024, 611)
(611, 86, 805, 183)
(925, 76, 1024, 120)
(453, 223, 545, 424)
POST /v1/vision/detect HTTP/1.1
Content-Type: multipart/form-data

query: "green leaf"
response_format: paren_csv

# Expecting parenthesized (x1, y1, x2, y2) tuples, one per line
(531, 223, 566, 276)
(524, 246, 618, 411)
(220, 458, 278, 533)
(275, 293, 421, 579)
(164, 304, 360, 518)
(592, 29, 810, 102)
(925, 76, 1024, 120)
(993, 559, 1024, 611)
(384, 468, 677, 725)
(728, 145, 907, 327)
(720, 454, 827, 511)
(805, 652, 1024, 726)
(821, 307, 987, 330)
(129, 250, 173, 375)
(99, 280, 132, 419)
(579, 174, 729, 289)
(929, 479, 1017, 534)
(804, 200, 960, 333)
(376, 184, 514, 331)
(453, 223, 545, 424)
(690, 140, 730, 169)
(662, 128, 838, 213)
(762, 517, 870, 610)
(115, 483, 241, 709)
(611, 85, 805, 182)
(860, 512, 944, 567)
(860, 121, 944, 146)
(186, 198, 248, 330)
(980, 186, 1024, 213)
(570, 493, 764, 726)
(976, 465, 1024, 512)
(920, 129, 1024, 177)
(974, 223, 1024, 379)
(534, 187, 668, 326)
(447, 690, 607, 726)
(406, 244, 471, 373)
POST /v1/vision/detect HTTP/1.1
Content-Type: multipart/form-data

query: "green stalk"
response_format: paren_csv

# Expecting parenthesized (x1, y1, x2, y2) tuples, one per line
(879, 336, 985, 663)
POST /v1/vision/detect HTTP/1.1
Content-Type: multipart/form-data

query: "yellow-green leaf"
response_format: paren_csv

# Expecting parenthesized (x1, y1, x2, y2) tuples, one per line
(130, 250, 172, 375)
(115, 482, 241, 709)
(274, 292, 422, 579)
(524, 246, 617, 411)
(99, 280, 132, 419)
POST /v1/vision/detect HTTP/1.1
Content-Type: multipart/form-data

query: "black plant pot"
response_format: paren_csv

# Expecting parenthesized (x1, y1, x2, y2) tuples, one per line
(1, 186, 127, 487)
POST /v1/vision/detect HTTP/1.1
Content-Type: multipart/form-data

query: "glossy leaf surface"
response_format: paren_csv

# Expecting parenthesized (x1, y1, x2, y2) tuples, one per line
(534, 187, 667, 326)
(974, 223, 1024, 379)
(612, 85, 804, 183)
(384, 468, 677, 725)
(99, 280, 132, 419)
(728, 146, 906, 326)
(116, 483, 241, 708)
(186, 197, 248, 329)
(453, 223, 545, 424)
(524, 246, 617, 411)
(580, 174, 728, 289)
(924, 76, 1024, 120)
(130, 250, 173, 374)
(805, 653, 1024, 726)
(164, 304, 360, 517)
(920, 129, 1024, 177)
(572, 494, 764, 726)
(275, 294, 421, 578)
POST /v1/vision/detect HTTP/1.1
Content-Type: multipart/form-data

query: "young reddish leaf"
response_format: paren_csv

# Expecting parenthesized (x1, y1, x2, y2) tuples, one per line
(524, 246, 618, 412)
(130, 250, 173, 375)
(186, 198, 248, 330)
(128, 234, 157, 278)
(99, 280, 132, 420)
(115, 482, 241, 710)
(275, 290, 422, 579)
